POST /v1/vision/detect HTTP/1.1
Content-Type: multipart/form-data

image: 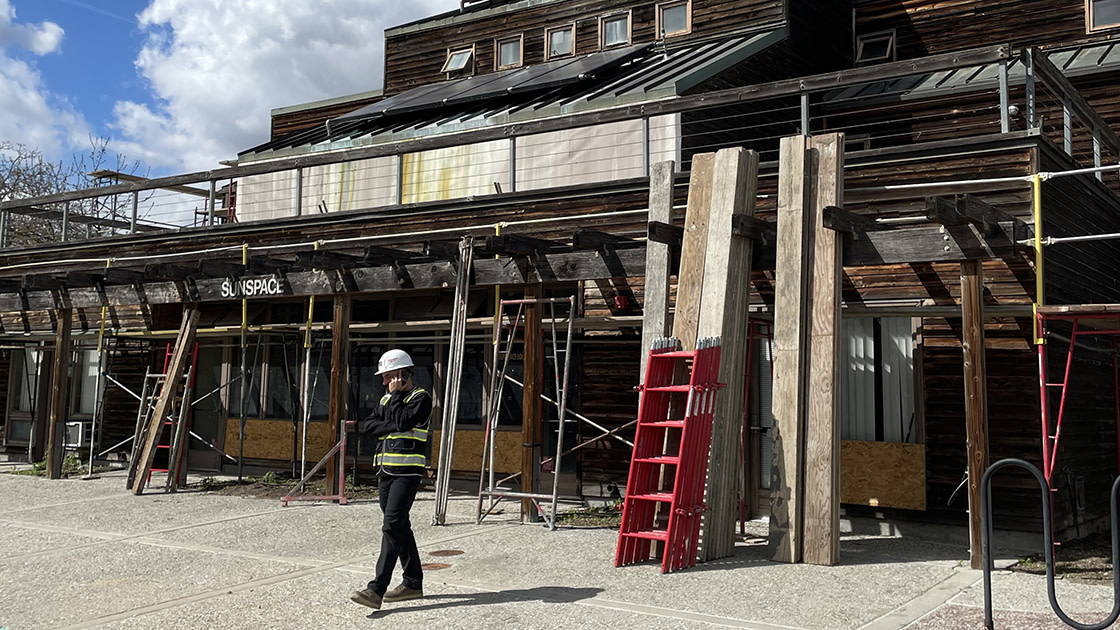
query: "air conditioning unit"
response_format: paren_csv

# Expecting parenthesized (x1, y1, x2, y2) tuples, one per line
(63, 421, 89, 448)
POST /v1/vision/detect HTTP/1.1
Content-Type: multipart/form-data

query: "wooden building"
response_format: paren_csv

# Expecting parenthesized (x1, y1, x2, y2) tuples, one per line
(2, 0, 1120, 559)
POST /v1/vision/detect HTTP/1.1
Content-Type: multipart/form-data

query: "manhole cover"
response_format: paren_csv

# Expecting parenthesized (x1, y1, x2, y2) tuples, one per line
(421, 562, 451, 571)
(430, 549, 465, 557)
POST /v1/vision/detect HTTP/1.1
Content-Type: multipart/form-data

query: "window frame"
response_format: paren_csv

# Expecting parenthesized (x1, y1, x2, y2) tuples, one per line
(854, 29, 896, 66)
(599, 11, 632, 49)
(495, 33, 524, 71)
(545, 23, 576, 60)
(656, 0, 692, 39)
(1087, 0, 1120, 31)
(441, 46, 475, 75)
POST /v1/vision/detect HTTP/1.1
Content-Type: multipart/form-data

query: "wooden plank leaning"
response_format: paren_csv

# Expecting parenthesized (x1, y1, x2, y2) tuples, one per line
(130, 307, 200, 495)
(697, 147, 758, 561)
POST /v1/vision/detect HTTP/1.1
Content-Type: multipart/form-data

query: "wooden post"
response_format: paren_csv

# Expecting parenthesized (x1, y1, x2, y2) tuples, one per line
(641, 160, 675, 383)
(45, 309, 72, 479)
(697, 147, 757, 561)
(961, 259, 989, 569)
(671, 153, 715, 352)
(522, 284, 543, 521)
(803, 133, 844, 566)
(131, 308, 200, 494)
(770, 135, 811, 563)
(326, 294, 351, 498)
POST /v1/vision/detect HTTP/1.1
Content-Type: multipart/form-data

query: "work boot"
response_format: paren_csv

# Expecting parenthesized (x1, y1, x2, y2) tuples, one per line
(350, 588, 383, 609)
(383, 583, 423, 602)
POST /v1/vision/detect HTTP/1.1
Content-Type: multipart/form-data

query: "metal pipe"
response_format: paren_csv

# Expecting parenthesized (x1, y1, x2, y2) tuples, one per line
(238, 244, 248, 482)
(130, 191, 138, 234)
(61, 201, 70, 242)
(999, 59, 1010, 134)
(1025, 49, 1037, 127)
(509, 136, 517, 193)
(396, 154, 404, 206)
(294, 168, 303, 217)
(1033, 174, 1044, 345)
(209, 180, 216, 225)
(642, 116, 651, 176)
(1095, 130, 1103, 182)
(1063, 96, 1073, 156)
(801, 92, 810, 136)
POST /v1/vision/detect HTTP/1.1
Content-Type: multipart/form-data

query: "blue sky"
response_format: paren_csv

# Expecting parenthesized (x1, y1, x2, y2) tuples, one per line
(0, 0, 459, 177)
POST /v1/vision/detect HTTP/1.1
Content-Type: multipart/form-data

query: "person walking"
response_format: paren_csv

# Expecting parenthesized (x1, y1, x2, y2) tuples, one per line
(350, 349, 432, 610)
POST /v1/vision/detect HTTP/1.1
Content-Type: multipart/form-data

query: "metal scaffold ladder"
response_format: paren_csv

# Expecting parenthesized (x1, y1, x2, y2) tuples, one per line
(476, 295, 574, 530)
(615, 336, 723, 573)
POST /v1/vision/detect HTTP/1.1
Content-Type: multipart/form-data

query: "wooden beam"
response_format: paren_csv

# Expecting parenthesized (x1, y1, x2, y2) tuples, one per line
(671, 152, 716, 352)
(130, 308, 200, 494)
(641, 161, 675, 383)
(770, 135, 811, 564)
(956, 194, 1014, 231)
(648, 220, 683, 247)
(822, 205, 881, 234)
(198, 260, 246, 278)
(522, 284, 543, 522)
(326, 294, 351, 498)
(423, 240, 463, 260)
(572, 229, 638, 250)
(364, 245, 426, 265)
(0, 278, 21, 293)
(297, 250, 364, 269)
(732, 215, 776, 242)
(22, 274, 64, 291)
(247, 255, 293, 274)
(961, 259, 989, 570)
(65, 271, 105, 288)
(803, 133, 844, 567)
(697, 147, 758, 561)
(925, 197, 967, 226)
(145, 263, 196, 282)
(103, 268, 147, 285)
(484, 234, 560, 257)
(841, 221, 1025, 266)
(45, 308, 72, 479)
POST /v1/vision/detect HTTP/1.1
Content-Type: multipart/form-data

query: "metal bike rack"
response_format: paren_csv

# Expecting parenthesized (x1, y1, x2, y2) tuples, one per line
(981, 458, 1120, 629)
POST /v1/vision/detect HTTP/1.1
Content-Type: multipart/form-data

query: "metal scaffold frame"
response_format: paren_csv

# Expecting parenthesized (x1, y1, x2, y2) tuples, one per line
(477, 295, 574, 530)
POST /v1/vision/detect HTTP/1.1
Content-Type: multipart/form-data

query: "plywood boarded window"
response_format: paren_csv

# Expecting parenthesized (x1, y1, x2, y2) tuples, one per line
(855, 30, 895, 66)
(600, 12, 631, 49)
(657, 0, 692, 38)
(441, 47, 474, 74)
(496, 34, 524, 70)
(1088, 0, 1120, 31)
(546, 24, 575, 59)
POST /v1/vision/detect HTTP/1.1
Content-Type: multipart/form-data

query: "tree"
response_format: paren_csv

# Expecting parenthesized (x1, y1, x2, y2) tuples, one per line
(0, 138, 147, 247)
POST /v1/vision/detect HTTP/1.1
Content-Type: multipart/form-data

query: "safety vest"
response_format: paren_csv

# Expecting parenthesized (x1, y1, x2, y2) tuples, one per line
(373, 387, 431, 475)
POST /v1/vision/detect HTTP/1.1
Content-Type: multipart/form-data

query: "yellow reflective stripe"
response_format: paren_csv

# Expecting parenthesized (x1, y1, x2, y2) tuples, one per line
(375, 455, 426, 465)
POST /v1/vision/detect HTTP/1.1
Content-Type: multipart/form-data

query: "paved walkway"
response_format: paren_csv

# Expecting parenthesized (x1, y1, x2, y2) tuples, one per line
(0, 469, 1114, 629)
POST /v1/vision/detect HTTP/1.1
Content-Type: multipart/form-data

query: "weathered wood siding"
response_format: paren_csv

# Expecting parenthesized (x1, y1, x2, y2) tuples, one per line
(270, 95, 384, 141)
(99, 341, 153, 458)
(384, 0, 786, 94)
(577, 339, 641, 485)
(854, 0, 1096, 60)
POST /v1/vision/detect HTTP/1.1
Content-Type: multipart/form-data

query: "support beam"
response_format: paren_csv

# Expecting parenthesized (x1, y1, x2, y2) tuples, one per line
(770, 135, 811, 564)
(961, 259, 989, 570)
(45, 308, 72, 479)
(803, 133, 844, 566)
(522, 284, 543, 522)
(697, 147, 758, 561)
(641, 161, 675, 382)
(326, 294, 352, 498)
(572, 229, 638, 251)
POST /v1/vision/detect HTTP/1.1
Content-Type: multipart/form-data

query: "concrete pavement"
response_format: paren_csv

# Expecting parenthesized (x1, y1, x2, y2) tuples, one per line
(0, 469, 1114, 629)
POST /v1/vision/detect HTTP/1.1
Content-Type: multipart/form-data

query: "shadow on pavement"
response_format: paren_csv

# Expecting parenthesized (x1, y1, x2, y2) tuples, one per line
(363, 586, 605, 617)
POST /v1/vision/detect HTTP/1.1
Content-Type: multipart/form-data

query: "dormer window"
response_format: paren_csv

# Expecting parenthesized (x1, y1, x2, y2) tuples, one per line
(546, 24, 575, 59)
(600, 12, 631, 49)
(496, 34, 523, 70)
(855, 30, 895, 65)
(657, 1, 692, 38)
(1088, 0, 1120, 31)
(442, 47, 474, 74)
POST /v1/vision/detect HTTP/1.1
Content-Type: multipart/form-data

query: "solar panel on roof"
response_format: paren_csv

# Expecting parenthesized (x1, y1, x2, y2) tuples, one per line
(334, 43, 649, 123)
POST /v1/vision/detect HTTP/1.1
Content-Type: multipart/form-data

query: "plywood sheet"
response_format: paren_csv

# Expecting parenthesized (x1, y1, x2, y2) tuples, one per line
(223, 419, 334, 461)
(839, 440, 926, 511)
(431, 428, 520, 474)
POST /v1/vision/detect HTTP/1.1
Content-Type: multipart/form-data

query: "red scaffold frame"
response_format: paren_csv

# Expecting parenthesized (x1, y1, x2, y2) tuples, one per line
(1036, 307, 1120, 489)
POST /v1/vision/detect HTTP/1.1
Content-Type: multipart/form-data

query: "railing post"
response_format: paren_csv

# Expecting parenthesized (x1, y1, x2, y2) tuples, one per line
(61, 201, 70, 242)
(800, 92, 810, 136)
(208, 180, 216, 225)
(1094, 129, 1103, 182)
(642, 116, 651, 177)
(130, 191, 138, 234)
(295, 167, 304, 216)
(999, 58, 1010, 133)
(1063, 95, 1073, 156)
(396, 153, 404, 205)
(0, 209, 8, 248)
(1025, 49, 1037, 128)
(509, 136, 517, 193)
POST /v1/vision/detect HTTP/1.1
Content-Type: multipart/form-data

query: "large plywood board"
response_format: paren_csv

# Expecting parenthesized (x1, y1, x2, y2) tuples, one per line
(839, 440, 926, 511)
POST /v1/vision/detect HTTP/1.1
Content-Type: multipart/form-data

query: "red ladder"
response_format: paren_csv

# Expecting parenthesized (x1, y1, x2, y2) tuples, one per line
(615, 336, 723, 573)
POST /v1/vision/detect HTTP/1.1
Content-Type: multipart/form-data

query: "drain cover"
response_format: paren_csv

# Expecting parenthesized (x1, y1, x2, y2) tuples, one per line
(429, 549, 465, 557)
(421, 562, 451, 571)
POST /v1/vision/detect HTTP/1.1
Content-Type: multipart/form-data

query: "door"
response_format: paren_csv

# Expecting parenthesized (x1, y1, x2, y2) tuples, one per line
(187, 344, 225, 471)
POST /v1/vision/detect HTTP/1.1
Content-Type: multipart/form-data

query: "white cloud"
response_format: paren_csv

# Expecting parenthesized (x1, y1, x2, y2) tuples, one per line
(113, 0, 462, 173)
(0, 0, 86, 157)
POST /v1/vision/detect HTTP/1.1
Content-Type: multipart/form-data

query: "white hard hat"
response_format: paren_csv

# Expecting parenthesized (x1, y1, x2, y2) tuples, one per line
(376, 349, 414, 375)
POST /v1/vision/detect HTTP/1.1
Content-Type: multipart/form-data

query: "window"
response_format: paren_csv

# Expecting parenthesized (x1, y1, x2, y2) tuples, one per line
(1089, 0, 1120, 30)
(600, 12, 631, 49)
(855, 30, 895, 65)
(546, 24, 575, 59)
(229, 342, 301, 420)
(72, 348, 99, 416)
(657, 1, 692, 38)
(441, 47, 474, 74)
(496, 34, 523, 70)
(839, 318, 916, 443)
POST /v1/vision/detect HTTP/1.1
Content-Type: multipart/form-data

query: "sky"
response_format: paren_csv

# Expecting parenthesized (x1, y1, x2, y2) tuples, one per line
(0, 0, 461, 177)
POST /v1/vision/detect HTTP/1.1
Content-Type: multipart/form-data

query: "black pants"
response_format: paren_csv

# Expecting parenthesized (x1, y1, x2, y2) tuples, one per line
(367, 475, 423, 595)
